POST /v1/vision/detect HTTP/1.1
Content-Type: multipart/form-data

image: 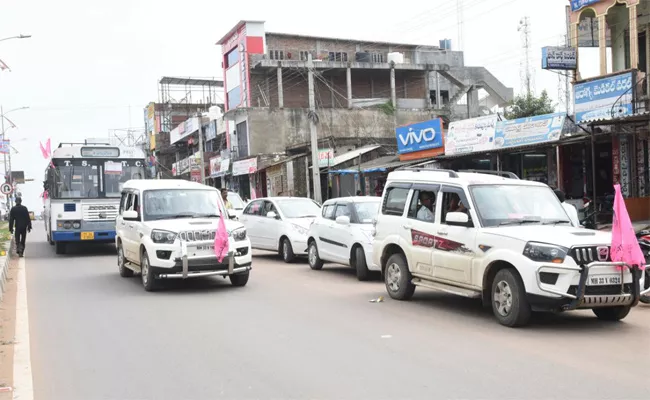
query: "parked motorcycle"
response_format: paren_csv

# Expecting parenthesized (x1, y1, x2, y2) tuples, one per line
(637, 230, 650, 304)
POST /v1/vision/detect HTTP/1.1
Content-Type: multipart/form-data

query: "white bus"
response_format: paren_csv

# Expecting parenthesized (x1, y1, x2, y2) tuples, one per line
(43, 142, 147, 254)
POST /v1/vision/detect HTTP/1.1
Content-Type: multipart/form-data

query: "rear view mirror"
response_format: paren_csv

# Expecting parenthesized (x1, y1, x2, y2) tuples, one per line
(123, 210, 139, 221)
(446, 212, 470, 227)
(336, 216, 351, 225)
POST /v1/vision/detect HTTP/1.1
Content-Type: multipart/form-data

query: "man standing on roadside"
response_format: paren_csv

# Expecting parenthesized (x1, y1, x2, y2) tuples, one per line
(9, 197, 32, 257)
(221, 188, 233, 210)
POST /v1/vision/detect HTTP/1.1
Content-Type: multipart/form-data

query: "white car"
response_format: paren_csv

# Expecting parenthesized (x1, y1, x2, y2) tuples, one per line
(306, 196, 381, 280)
(115, 180, 252, 291)
(372, 168, 648, 327)
(239, 197, 321, 262)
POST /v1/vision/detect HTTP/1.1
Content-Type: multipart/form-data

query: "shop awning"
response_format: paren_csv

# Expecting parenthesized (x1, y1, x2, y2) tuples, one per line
(328, 155, 422, 174)
(258, 153, 308, 170)
(311, 145, 382, 170)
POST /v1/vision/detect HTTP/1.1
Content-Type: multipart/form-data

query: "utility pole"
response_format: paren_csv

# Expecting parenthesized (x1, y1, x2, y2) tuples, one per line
(0, 106, 7, 210)
(307, 54, 322, 203)
(197, 114, 206, 184)
(518, 16, 532, 96)
(456, 0, 464, 51)
(565, 5, 572, 114)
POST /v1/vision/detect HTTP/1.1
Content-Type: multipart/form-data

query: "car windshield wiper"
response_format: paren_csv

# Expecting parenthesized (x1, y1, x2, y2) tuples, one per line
(542, 219, 572, 226)
(193, 214, 220, 218)
(168, 213, 197, 219)
(498, 218, 542, 226)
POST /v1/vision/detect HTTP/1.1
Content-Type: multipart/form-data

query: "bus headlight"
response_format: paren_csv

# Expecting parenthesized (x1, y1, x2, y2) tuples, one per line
(63, 221, 72, 229)
(72, 222, 81, 229)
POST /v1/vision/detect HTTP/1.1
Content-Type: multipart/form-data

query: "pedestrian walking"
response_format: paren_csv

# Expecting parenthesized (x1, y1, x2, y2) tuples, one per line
(9, 197, 32, 257)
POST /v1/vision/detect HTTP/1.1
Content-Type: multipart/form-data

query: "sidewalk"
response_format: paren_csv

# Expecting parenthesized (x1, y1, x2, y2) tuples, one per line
(597, 219, 650, 232)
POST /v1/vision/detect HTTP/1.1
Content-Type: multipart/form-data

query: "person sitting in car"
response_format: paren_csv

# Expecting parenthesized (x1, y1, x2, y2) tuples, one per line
(417, 191, 435, 222)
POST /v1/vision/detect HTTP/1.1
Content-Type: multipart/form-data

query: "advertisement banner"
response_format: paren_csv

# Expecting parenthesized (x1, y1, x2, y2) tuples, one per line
(210, 156, 222, 177)
(0, 140, 9, 155)
(232, 157, 257, 176)
(204, 121, 217, 141)
(574, 71, 634, 123)
(541, 47, 577, 70)
(318, 149, 334, 168)
(445, 115, 498, 156)
(395, 118, 444, 155)
(170, 117, 200, 144)
(571, 0, 601, 12)
(494, 113, 565, 149)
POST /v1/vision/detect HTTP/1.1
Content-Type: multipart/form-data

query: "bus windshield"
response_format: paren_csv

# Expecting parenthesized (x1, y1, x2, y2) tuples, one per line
(50, 159, 145, 199)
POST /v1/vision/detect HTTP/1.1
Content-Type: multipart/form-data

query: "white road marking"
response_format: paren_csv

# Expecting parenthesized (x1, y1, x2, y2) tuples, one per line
(13, 257, 34, 400)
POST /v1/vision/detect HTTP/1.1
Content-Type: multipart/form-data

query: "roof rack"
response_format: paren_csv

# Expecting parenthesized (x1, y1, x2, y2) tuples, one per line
(397, 165, 459, 178)
(459, 169, 520, 180)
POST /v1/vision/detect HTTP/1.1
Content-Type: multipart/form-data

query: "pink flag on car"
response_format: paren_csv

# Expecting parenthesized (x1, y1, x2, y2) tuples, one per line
(610, 184, 646, 270)
(214, 202, 230, 263)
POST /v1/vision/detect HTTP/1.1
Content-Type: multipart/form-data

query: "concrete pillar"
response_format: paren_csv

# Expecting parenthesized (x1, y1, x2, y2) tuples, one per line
(424, 71, 431, 108)
(629, 4, 639, 69)
(646, 26, 650, 95)
(598, 15, 607, 75)
(390, 66, 397, 107)
(570, 22, 580, 81)
(277, 67, 284, 108)
(435, 72, 442, 108)
(346, 67, 352, 108)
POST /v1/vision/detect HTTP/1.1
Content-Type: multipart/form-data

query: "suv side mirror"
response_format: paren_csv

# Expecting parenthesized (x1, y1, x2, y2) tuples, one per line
(336, 215, 351, 225)
(227, 209, 237, 220)
(446, 212, 471, 227)
(123, 210, 139, 221)
(267, 211, 278, 219)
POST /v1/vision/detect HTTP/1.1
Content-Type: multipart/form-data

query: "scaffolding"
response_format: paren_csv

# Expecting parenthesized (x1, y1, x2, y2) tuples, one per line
(158, 76, 224, 133)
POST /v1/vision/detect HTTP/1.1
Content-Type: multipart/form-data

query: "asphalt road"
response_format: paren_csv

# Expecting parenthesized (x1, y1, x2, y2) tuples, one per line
(23, 222, 650, 400)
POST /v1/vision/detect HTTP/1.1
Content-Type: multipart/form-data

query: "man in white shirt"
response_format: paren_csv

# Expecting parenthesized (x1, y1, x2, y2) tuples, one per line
(416, 191, 435, 222)
(554, 189, 580, 227)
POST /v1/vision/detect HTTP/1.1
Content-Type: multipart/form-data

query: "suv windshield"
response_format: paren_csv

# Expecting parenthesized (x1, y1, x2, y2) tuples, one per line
(276, 198, 321, 218)
(470, 185, 570, 228)
(227, 192, 245, 209)
(354, 201, 380, 223)
(143, 189, 223, 221)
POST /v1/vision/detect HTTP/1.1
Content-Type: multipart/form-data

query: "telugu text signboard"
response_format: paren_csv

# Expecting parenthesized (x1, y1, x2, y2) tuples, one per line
(541, 47, 577, 70)
(445, 115, 498, 156)
(494, 113, 566, 149)
(574, 71, 634, 123)
(571, 0, 601, 12)
(395, 118, 444, 155)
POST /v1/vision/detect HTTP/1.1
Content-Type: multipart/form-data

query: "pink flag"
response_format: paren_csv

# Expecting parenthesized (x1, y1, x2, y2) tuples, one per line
(610, 184, 646, 269)
(214, 204, 230, 263)
(39, 138, 51, 159)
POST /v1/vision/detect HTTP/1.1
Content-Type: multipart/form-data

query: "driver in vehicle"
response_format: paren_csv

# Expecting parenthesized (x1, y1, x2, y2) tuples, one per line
(417, 191, 435, 221)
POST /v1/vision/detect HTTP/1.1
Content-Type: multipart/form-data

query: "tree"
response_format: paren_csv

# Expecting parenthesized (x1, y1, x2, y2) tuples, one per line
(504, 90, 555, 119)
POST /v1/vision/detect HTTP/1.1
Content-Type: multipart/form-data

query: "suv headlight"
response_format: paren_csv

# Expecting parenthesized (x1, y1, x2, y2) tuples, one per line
(523, 242, 568, 263)
(291, 224, 309, 236)
(151, 229, 177, 244)
(230, 227, 247, 241)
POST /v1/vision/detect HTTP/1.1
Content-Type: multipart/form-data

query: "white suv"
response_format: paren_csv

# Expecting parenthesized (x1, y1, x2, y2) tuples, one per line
(115, 180, 252, 291)
(372, 168, 648, 327)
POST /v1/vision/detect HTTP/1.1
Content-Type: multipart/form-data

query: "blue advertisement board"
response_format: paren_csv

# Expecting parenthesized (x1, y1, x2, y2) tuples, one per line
(494, 113, 566, 149)
(574, 71, 634, 123)
(571, 0, 601, 12)
(395, 118, 444, 155)
(541, 47, 577, 70)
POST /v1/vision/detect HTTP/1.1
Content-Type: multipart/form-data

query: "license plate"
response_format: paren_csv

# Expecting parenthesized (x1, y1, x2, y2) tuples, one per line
(588, 275, 621, 286)
(194, 245, 215, 251)
(80, 232, 95, 240)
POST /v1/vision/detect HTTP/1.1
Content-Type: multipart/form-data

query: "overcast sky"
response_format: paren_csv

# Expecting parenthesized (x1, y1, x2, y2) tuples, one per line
(1, 0, 574, 210)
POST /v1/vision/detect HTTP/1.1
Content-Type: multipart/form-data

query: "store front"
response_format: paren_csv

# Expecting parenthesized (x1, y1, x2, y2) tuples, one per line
(231, 157, 258, 200)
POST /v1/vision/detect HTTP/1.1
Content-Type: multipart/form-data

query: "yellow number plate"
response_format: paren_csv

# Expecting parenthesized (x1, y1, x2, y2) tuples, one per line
(80, 232, 95, 240)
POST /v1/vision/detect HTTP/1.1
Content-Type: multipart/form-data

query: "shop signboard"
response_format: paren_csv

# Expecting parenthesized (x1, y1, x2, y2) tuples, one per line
(209, 156, 230, 177)
(541, 47, 577, 70)
(318, 148, 334, 168)
(395, 118, 444, 155)
(204, 121, 217, 141)
(170, 117, 200, 145)
(571, 0, 601, 12)
(445, 115, 498, 156)
(232, 157, 257, 176)
(574, 71, 634, 123)
(494, 113, 565, 149)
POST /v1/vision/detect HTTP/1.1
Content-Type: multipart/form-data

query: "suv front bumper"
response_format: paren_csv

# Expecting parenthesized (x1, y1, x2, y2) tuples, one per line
(533, 261, 649, 311)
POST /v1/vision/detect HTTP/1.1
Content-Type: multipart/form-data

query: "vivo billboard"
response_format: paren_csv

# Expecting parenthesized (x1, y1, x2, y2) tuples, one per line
(395, 118, 444, 155)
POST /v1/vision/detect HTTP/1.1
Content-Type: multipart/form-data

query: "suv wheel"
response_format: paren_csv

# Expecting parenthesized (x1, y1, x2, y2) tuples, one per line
(140, 250, 158, 292)
(384, 253, 415, 300)
(230, 271, 250, 287)
(354, 247, 370, 281)
(281, 238, 295, 263)
(491, 269, 531, 327)
(593, 306, 631, 321)
(117, 242, 134, 277)
(308, 241, 323, 270)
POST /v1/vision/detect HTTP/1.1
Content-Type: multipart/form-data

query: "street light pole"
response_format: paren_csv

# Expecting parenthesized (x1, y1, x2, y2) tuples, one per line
(0, 35, 32, 43)
(0, 106, 30, 209)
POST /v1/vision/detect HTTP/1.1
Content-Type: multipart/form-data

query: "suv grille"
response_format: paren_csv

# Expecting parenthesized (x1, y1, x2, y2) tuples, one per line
(179, 230, 216, 242)
(570, 246, 611, 265)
